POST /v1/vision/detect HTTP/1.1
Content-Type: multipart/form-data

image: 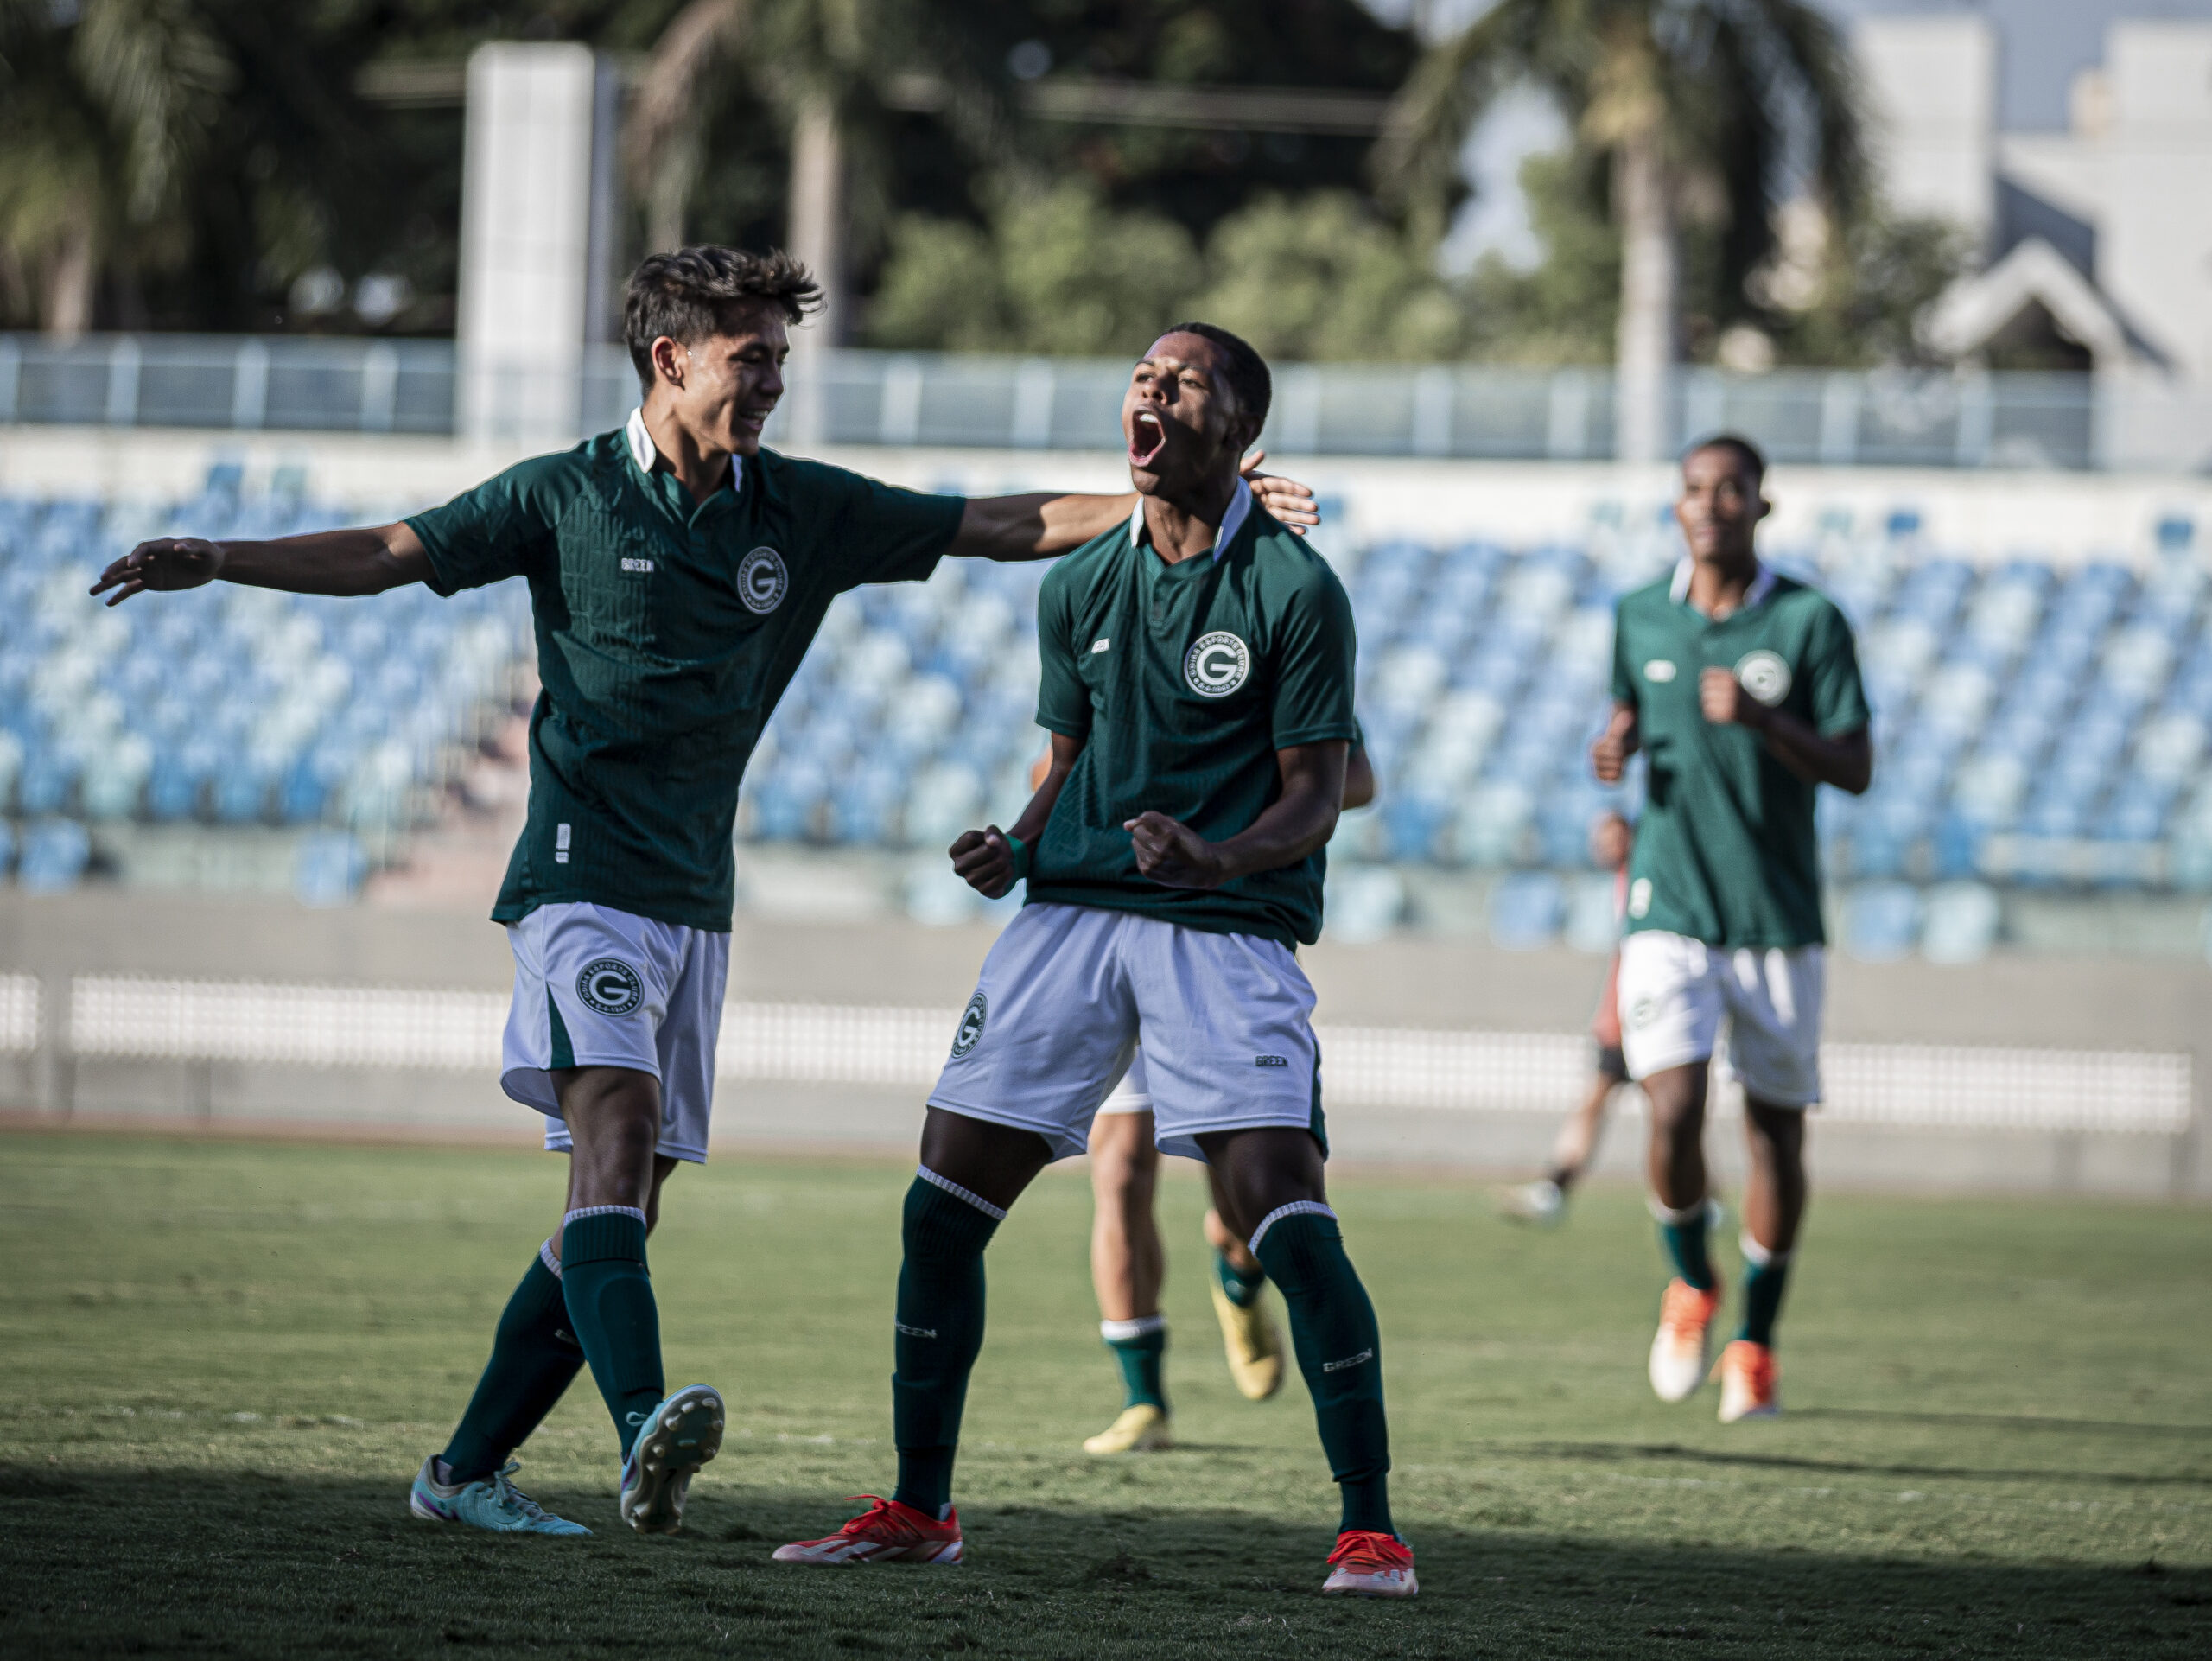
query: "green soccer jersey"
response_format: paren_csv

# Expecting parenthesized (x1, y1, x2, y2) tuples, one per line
(407, 419, 964, 931)
(1609, 562, 1870, 949)
(1027, 495, 1359, 947)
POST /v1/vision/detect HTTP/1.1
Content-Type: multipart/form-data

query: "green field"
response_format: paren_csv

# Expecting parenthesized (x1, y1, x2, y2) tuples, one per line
(3, 1131, 2208, 1658)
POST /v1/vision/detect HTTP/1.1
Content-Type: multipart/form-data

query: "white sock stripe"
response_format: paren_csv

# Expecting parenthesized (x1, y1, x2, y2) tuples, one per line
(1247, 1200, 1336, 1255)
(562, 1205, 647, 1228)
(916, 1165, 1007, 1221)
(1738, 1231, 1792, 1268)
(1647, 1193, 1710, 1226)
(1100, 1314, 1166, 1342)
(538, 1238, 563, 1278)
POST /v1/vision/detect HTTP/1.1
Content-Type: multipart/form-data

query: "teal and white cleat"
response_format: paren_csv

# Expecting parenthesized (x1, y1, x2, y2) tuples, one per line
(619, 1384, 726, 1535)
(409, 1456, 590, 1536)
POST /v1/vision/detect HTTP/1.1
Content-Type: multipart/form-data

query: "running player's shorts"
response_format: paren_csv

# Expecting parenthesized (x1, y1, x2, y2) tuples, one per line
(1616, 930, 1823, 1107)
(1594, 1042, 1629, 1082)
(499, 901, 731, 1164)
(929, 903, 1325, 1162)
(1093, 1048, 1152, 1115)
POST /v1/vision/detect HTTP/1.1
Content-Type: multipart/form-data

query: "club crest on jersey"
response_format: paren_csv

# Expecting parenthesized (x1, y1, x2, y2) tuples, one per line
(737, 545, 788, 614)
(1184, 630, 1250, 697)
(950, 992, 988, 1058)
(577, 958, 644, 1016)
(1734, 649, 1792, 705)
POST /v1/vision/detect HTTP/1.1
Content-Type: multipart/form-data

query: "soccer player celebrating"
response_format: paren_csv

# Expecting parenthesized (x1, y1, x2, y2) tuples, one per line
(1083, 738, 1373, 1456)
(773, 324, 1414, 1598)
(1499, 810, 1634, 1226)
(1590, 435, 1872, 1422)
(91, 250, 1318, 1538)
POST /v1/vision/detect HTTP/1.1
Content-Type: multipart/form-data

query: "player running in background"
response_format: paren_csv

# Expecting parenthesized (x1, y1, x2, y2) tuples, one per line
(92, 249, 1318, 1538)
(1590, 435, 1872, 1423)
(775, 324, 1414, 1598)
(1499, 810, 1634, 1226)
(1083, 739, 1373, 1456)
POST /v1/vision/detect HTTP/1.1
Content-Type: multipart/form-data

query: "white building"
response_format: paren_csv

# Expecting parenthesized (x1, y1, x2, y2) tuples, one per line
(1856, 15, 2212, 403)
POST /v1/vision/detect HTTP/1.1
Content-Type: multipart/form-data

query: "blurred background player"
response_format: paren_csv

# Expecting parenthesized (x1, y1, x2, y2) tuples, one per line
(1083, 738, 1375, 1456)
(93, 250, 1319, 1539)
(1499, 810, 1635, 1227)
(1591, 434, 1872, 1424)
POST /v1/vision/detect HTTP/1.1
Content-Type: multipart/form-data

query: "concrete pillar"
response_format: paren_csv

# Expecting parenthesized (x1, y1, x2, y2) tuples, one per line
(1853, 16, 1997, 257)
(456, 43, 624, 446)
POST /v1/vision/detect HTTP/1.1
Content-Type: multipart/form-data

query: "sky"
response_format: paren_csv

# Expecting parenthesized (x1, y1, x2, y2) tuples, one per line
(1405, 0, 2212, 271)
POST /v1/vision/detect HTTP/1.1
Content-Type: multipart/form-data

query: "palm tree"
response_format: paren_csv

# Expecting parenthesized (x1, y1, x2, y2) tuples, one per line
(1379, 0, 1867, 461)
(0, 0, 234, 334)
(626, 0, 1010, 346)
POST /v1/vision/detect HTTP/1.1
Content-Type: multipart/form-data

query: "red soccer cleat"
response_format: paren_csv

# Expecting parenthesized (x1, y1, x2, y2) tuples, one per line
(1321, 1530, 1418, 1598)
(772, 1496, 964, 1565)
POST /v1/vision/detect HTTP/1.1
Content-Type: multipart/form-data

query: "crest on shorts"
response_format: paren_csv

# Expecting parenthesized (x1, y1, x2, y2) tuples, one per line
(1734, 649, 1792, 706)
(737, 545, 788, 614)
(576, 958, 644, 1016)
(950, 992, 988, 1058)
(1184, 630, 1250, 697)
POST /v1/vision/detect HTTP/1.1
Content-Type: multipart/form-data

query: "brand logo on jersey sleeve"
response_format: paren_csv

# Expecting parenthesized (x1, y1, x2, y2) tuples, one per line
(950, 992, 988, 1058)
(1734, 649, 1792, 705)
(737, 546, 788, 614)
(1184, 631, 1251, 697)
(576, 958, 644, 1016)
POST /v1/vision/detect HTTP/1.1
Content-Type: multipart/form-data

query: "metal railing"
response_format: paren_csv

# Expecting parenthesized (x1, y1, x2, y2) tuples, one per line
(5, 332, 2209, 472)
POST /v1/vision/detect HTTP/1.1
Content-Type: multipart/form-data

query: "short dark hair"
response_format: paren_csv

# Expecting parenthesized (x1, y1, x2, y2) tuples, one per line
(1158, 321, 1271, 433)
(624, 245, 821, 391)
(1684, 431, 1767, 488)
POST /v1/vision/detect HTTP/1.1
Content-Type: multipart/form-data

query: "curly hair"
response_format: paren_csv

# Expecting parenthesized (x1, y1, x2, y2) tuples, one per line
(624, 246, 821, 391)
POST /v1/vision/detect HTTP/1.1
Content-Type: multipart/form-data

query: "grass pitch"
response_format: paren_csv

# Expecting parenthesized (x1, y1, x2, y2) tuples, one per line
(3, 1131, 2208, 1658)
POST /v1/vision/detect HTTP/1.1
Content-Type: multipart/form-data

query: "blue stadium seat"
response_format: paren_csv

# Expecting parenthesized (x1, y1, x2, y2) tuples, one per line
(18, 818, 91, 893)
(1488, 871, 1563, 951)
(1844, 881, 1922, 960)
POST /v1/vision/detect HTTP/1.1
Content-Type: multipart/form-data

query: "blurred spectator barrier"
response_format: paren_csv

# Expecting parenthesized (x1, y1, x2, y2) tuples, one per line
(8, 334, 2212, 472)
(54, 977, 2192, 1136)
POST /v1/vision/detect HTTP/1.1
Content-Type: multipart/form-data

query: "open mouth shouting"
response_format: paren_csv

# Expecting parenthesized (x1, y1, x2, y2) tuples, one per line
(1128, 407, 1168, 470)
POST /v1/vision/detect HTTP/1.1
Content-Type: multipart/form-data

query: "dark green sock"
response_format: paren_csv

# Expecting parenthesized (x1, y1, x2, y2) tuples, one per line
(1656, 1200, 1717, 1291)
(559, 1208, 664, 1459)
(1103, 1318, 1167, 1411)
(440, 1245, 586, 1482)
(1251, 1207, 1393, 1537)
(1738, 1241, 1793, 1347)
(1212, 1246, 1267, 1309)
(891, 1172, 1002, 1518)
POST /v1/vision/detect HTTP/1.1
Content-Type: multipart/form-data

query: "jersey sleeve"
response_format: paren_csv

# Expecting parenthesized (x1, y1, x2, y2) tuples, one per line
(817, 465, 966, 590)
(1805, 601, 1872, 736)
(404, 454, 569, 595)
(1610, 599, 1638, 706)
(1269, 566, 1359, 749)
(1033, 570, 1091, 741)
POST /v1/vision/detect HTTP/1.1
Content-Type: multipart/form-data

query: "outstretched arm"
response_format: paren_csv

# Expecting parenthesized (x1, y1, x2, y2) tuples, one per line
(91, 523, 431, 604)
(1124, 740, 1349, 891)
(947, 452, 1319, 562)
(1699, 669, 1873, 793)
(948, 731, 1085, 899)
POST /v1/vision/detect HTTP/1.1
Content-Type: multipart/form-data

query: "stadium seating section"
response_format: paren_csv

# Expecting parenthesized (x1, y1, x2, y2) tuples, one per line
(3, 471, 2205, 959)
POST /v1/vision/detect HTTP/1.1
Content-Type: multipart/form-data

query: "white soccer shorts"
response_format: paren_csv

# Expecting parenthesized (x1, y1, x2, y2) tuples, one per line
(1094, 1048, 1152, 1115)
(1616, 929, 1824, 1108)
(929, 903, 1325, 1162)
(500, 901, 731, 1164)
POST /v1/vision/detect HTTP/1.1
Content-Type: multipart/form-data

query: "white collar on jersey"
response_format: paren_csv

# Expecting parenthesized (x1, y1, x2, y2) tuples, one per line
(1670, 555, 1774, 617)
(626, 406, 745, 497)
(1128, 475, 1251, 563)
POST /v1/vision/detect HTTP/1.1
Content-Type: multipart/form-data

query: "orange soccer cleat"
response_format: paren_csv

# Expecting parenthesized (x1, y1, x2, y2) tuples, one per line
(772, 1496, 964, 1566)
(1648, 1277, 1725, 1403)
(1321, 1530, 1418, 1598)
(1716, 1339, 1781, 1422)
